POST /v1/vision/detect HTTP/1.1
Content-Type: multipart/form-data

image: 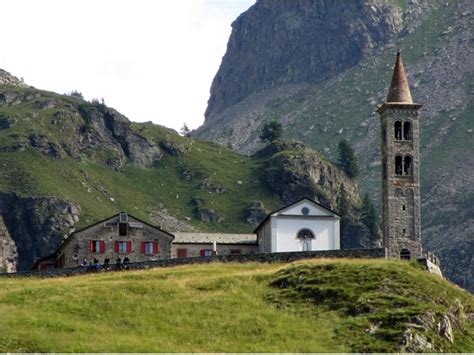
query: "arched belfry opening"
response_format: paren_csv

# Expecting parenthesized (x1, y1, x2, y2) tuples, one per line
(395, 156, 403, 175)
(403, 121, 412, 140)
(394, 121, 402, 140)
(403, 156, 412, 175)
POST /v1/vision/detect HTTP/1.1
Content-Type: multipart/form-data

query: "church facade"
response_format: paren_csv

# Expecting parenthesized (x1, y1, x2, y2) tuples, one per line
(255, 198, 340, 253)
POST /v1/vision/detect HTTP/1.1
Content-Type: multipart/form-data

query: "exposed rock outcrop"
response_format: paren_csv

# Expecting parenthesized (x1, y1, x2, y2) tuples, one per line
(245, 201, 267, 228)
(0, 193, 81, 270)
(0, 69, 28, 87)
(203, 0, 403, 121)
(0, 215, 17, 272)
(196, 207, 224, 224)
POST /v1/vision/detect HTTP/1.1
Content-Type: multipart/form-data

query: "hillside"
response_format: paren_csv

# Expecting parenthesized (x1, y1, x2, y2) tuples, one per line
(194, 0, 474, 291)
(0, 260, 472, 352)
(0, 73, 378, 271)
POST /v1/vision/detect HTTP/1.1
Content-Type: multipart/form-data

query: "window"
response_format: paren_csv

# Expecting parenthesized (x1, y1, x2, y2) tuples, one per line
(402, 205, 406, 211)
(395, 156, 403, 175)
(394, 121, 402, 140)
(115, 241, 131, 254)
(89, 240, 105, 253)
(177, 248, 187, 258)
(200, 249, 213, 257)
(403, 156, 412, 175)
(297, 229, 315, 239)
(141, 241, 159, 255)
(403, 121, 412, 140)
(230, 249, 241, 255)
(301, 207, 310, 215)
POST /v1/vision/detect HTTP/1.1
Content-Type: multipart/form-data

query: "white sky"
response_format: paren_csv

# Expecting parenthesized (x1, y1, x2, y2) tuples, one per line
(0, 0, 255, 131)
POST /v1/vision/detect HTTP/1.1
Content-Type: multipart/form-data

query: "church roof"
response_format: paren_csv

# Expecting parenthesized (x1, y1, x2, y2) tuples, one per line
(386, 50, 413, 104)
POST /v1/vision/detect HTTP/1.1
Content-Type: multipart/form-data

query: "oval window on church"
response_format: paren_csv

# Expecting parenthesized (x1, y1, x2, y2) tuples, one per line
(297, 229, 315, 239)
(301, 207, 310, 215)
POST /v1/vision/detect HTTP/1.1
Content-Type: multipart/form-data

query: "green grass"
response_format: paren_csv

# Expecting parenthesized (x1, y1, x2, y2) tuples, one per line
(0, 259, 472, 352)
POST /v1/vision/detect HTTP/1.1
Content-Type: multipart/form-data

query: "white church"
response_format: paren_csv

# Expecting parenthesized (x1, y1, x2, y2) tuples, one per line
(255, 197, 340, 253)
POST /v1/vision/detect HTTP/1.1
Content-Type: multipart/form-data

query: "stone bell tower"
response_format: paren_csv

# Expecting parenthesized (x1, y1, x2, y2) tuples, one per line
(377, 51, 422, 260)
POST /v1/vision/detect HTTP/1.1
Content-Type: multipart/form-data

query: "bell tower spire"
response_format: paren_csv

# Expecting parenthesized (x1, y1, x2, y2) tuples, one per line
(377, 51, 423, 260)
(386, 50, 413, 104)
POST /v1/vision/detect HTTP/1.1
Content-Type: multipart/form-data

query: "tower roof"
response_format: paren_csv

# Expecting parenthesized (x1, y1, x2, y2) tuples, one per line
(386, 51, 413, 104)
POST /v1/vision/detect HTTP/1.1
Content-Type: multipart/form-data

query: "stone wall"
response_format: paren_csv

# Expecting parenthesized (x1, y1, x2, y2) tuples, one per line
(171, 243, 257, 258)
(1, 248, 386, 278)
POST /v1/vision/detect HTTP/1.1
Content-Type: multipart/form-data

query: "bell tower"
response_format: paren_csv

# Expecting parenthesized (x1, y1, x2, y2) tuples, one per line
(377, 51, 422, 260)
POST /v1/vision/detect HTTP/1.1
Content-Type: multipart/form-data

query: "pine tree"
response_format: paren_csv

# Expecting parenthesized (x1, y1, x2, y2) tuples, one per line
(180, 123, 190, 136)
(338, 139, 359, 178)
(259, 121, 282, 143)
(361, 193, 378, 235)
(337, 185, 352, 239)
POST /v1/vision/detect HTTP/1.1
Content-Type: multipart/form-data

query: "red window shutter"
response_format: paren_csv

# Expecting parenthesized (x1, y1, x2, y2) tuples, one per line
(115, 241, 119, 253)
(153, 241, 159, 255)
(141, 242, 146, 254)
(200, 250, 206, 257)
(100, 240, 105, 253)
(127, 241, 132, 254)
(89, 240, 94, 253)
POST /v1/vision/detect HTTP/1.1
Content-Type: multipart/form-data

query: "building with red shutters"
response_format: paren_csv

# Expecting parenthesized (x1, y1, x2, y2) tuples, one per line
(33, 212, 174, 270)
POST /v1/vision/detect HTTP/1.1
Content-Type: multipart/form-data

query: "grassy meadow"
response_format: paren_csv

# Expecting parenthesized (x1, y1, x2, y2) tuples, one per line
(0, 259, 472, 352)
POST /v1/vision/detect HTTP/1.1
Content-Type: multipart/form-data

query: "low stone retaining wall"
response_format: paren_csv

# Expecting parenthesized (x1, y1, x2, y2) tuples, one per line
(0, 248, 386, 278)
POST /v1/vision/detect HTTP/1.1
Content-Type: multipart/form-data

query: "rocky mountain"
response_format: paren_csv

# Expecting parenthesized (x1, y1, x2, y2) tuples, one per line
(0, 70, 377, 271)
(194, 0, 474, 291)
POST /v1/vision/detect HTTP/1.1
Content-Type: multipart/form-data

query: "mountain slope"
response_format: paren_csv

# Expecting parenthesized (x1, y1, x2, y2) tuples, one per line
(0, 72, 377, 271)
(194, 0, 474, 291)
(0, 260, 472, 352)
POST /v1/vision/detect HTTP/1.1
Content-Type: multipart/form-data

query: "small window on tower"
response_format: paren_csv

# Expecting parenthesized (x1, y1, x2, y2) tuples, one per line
(394, 121, 402, 140)
(402, 205, 406, 211)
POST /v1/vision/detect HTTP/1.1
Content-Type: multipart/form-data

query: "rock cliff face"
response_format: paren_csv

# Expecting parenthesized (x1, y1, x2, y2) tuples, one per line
(0, 215, 17, 272)
(0, 194, 80, 270)
(203, 0, 403, 122)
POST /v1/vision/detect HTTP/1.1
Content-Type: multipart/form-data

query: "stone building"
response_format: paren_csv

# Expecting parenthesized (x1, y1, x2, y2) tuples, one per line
(377, 51, 423, 260)
(255, 198, 340, 253)
(171, 233, 257, 258)
(34, 213, 174, 270)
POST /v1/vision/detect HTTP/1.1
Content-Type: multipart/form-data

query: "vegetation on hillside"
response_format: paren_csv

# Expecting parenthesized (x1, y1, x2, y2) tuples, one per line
(0, 260, 472, 352)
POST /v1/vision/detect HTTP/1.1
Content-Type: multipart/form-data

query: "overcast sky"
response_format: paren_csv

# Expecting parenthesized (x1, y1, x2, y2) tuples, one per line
(0, 0, 255, 131)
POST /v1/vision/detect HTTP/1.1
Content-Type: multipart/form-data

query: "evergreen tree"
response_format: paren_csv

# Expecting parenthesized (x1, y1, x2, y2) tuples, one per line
(259, 121, 282, 143)
(338, 139, 359, 178)
(337, 185, 351, 238)
(180, 123, 190, 136)
(361, 193, 378, 236)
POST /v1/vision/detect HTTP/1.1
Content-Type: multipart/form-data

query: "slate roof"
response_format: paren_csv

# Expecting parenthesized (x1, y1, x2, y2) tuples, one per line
(172, 232, 257, 244)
